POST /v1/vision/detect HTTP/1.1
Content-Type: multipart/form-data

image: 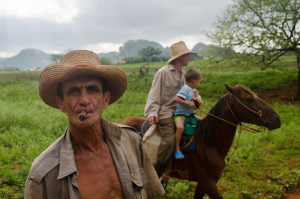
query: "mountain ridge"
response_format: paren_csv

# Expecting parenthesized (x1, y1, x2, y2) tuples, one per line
(0, 40, 208, 70)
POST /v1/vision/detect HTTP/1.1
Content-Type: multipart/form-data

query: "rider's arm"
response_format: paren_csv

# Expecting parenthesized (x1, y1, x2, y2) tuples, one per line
(144, 71, 162, 123)
(174, 96, 195, 108)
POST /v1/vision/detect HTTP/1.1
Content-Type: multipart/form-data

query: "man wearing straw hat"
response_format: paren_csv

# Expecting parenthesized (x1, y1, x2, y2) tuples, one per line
(25, 50, 164, 199)
(144, 41, 196, 176)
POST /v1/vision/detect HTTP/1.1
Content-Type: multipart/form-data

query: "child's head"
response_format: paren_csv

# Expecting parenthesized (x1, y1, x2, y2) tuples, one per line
(185, 69, 202, 89)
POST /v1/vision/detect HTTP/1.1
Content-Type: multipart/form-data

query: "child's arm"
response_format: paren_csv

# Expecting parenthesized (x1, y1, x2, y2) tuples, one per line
(174, 96, 196, 108)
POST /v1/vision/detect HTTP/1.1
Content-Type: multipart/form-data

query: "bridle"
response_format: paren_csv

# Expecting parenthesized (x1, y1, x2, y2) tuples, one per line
(229, 93, 265, 132)
(195, 93, 266, 161)
(197, 93, 265, 133)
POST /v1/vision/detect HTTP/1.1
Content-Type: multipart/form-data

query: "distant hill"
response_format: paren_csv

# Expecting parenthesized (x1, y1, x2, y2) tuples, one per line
(119, 39, 170, 57)
(192, 42, 208, 56)
(0, 40, 209, 70)
(0, 49, 51, 70)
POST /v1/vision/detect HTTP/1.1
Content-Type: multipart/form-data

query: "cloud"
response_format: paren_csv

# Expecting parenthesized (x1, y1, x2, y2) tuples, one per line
(85, 42, 121, 53)
(0, 0, 233, 57)
(0, 0, 78, 23)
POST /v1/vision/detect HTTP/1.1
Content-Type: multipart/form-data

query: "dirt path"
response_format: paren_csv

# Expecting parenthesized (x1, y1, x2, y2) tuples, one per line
(284, 194, 300, 199)
(257, 84, 299, 104)
(283, 186, 300, 199)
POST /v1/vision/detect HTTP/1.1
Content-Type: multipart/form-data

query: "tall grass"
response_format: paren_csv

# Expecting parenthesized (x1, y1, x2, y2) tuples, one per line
(0, 57, 299, 198)
(0, 71, 40, 84)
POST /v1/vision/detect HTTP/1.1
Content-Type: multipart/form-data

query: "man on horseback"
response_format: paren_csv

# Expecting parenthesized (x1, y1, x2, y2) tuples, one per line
(144, 41, 196, 176)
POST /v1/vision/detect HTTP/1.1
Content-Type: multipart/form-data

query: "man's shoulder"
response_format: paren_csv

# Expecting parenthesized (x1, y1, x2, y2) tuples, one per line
(157, 64, 173, 73)
(27, 135, 63, 182)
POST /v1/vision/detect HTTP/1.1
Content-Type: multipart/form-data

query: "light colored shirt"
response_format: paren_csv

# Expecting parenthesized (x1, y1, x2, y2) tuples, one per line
(174, 84, 195, 116)
(144, 64, 185, 120)
(24, 119, 165, 199)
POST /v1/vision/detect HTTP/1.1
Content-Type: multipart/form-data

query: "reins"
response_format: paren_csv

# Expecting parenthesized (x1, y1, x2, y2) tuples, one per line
(196, 109, 263, 133)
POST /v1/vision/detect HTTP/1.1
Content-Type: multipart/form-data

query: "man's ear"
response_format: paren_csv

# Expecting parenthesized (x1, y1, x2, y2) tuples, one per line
(56, 96, 67, 113)
(103, 91, 111, 108)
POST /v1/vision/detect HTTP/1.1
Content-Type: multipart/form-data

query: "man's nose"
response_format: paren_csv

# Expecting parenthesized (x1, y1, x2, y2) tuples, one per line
(79, 91, 90, 105)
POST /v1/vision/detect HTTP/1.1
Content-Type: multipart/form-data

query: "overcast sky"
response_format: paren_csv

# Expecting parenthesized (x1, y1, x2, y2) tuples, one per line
(0, 0, 233, 57)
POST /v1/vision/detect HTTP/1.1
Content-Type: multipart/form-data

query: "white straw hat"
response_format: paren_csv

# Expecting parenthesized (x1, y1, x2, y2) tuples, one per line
(39, 50, 127, 108)
(167, 41, 196, 63)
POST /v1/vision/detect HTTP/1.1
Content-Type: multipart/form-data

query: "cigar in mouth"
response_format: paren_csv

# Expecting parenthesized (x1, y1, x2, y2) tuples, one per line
(79, 111, 87, 121)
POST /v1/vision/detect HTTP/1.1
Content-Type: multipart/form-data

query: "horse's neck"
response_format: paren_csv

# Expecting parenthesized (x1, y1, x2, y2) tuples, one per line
(201, 97, 239, 158)
(213, 112, 237, 158)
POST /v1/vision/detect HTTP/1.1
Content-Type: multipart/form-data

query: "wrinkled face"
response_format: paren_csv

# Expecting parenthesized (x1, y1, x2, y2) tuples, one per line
(56, 77, 111, 128)
(180, 54, 191, 66)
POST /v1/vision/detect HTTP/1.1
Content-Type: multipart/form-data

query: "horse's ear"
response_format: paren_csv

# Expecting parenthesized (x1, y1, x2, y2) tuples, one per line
(225, 84, 233, 93)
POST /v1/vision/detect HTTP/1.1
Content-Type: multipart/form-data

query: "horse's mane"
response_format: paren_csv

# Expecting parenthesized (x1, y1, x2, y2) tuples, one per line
(197, 93, 231, 145)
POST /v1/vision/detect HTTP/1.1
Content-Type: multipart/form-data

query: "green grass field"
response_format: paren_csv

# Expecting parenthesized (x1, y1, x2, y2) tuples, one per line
(0, 56, 299, 198)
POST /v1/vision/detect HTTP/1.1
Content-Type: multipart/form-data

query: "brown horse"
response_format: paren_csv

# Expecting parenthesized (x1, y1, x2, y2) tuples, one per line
(121, 84, 281, 199)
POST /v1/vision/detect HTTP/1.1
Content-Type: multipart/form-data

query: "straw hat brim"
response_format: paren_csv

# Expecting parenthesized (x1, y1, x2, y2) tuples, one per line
(39, 63, 127, 108)
(167, 50, 196, 64)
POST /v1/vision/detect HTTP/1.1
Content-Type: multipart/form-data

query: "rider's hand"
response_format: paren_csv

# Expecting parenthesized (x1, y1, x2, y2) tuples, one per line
(148, 116, 158, 125)
(192, 97, 202, 109)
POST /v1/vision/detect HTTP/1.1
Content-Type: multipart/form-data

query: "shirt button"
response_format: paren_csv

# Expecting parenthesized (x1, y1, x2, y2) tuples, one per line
(53, 151, 59, 158)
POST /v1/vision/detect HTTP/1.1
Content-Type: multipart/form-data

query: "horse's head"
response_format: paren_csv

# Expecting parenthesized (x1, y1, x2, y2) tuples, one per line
(225, 84, 281, 130)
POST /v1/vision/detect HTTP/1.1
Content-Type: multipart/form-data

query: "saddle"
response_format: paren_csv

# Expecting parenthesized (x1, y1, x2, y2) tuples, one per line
(140, 118, 196, 159)
(141, 120, 161, 166)
(181, 114, 197, 152)
(180, 134, 195, 152)
(140, 119, 151, 136)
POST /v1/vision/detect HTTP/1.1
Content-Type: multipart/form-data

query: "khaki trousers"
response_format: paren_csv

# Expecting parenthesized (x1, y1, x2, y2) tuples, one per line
(155, 117, 176, 176)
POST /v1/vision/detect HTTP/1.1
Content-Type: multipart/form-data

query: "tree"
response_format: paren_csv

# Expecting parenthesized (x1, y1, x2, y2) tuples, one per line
(51, 54, 62, 64)
(100, 56, 111, 65)
(200, 45, 235, 59)
(138, 46, 161, 71)
(209, 0, 300, 96)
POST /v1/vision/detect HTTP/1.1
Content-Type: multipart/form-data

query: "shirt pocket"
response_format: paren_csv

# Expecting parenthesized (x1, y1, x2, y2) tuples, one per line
(164, 81, 181, 97)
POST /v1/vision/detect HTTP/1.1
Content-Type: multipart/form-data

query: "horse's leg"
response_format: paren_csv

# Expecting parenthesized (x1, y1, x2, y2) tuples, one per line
(204, 180, 223, 199)
(194, 181, 223, 199)
(194, 194, 204, 199)
(193, 190, 204, 199)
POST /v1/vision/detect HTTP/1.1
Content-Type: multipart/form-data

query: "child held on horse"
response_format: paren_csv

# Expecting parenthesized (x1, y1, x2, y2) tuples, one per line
(173, 68, 202, 159)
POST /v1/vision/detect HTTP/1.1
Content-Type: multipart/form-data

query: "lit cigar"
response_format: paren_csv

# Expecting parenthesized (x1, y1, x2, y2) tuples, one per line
(79, 111, 87, 121)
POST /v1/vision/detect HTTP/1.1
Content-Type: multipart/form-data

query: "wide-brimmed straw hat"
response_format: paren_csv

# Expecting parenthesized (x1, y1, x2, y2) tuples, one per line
(167, 41, 196, 63)
(39, 50, 127, 108)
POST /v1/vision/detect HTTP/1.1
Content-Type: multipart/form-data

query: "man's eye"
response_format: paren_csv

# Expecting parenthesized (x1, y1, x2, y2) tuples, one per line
(66, 88, 81, 95)
(87, 85, 100, 93)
